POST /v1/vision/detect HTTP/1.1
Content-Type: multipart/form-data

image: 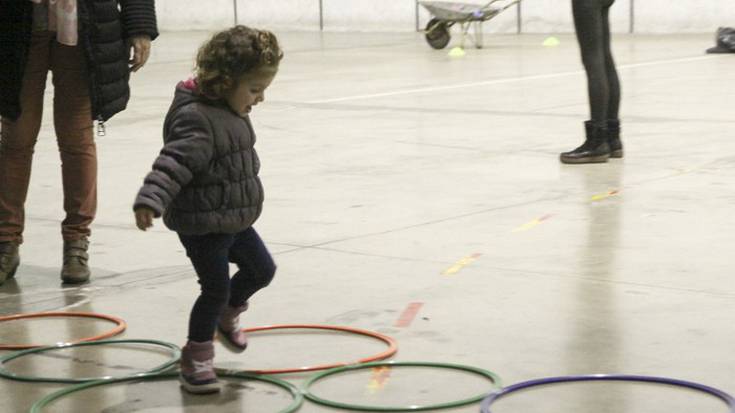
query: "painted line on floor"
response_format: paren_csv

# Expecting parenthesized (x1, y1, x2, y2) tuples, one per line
(675, 166, 702, 175)
(591, 189, 620, 202)
(512, 214, 554, 232)
(53, 296, 92, 312)
(395, 302, 424, 328)
(309, 55, 717, 104)
(442, 253, 482, 276)
(366, 366, 392, 394)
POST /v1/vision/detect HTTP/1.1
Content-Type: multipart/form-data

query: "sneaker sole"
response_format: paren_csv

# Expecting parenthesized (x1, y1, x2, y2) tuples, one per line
(7, 260, 19, 279)
(610, 149, 624, 158)
(179, 376, 221, 394)
(560, 154, 610, 164)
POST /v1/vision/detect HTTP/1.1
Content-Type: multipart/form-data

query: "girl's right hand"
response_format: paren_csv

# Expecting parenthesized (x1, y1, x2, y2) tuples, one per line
(135, 207, 156, 231)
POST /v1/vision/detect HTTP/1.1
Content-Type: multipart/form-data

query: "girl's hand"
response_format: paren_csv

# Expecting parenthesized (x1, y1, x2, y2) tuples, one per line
(135, 207, 156, 231)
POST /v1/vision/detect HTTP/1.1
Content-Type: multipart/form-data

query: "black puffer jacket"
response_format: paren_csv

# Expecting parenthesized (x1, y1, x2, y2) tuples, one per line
(134, 83, 264, 235)
(0, 0, 158, 122)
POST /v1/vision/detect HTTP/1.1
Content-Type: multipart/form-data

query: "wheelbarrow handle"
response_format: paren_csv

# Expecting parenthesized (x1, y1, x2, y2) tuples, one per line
(481, 0, 521, 11)
(499, 0, 521, 11)
(481, 0, 503, 9)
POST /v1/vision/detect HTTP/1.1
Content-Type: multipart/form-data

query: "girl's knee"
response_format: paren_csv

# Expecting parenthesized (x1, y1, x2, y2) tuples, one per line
(265, 262, 277, 283)
(199, 280, 231, 303)
(257, 262, 276, 287)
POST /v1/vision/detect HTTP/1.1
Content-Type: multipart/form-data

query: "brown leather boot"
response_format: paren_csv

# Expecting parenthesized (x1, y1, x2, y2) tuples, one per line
(61, 238, 90, 284)
(0, 242, 20, 286)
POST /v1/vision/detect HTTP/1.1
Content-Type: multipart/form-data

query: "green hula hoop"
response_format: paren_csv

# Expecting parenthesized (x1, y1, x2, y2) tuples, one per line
(302, 361, 502, 411)
(30, 371, 304, 413)
(0, 339, 180, 384)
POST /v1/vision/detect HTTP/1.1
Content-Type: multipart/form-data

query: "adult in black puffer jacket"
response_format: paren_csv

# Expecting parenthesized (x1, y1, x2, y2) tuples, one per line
(0, 0, 158, 121)
(0, 0, 158, 286)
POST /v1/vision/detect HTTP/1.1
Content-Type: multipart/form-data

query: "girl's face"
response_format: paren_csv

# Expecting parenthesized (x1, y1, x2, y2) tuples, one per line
(225, 70, 277, 116)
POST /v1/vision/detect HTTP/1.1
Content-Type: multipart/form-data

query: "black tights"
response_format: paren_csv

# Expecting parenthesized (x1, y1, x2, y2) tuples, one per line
(178, 228, 276, 342)
(572, 0, 620, 126)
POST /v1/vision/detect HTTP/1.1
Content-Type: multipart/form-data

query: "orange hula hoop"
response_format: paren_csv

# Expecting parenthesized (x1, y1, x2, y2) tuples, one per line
(0, 312, 127, 350)
(235, 324, 398, 375)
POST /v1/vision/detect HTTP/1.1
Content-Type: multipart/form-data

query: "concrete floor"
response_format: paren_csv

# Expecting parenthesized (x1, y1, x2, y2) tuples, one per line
(1, 30, 734, 412)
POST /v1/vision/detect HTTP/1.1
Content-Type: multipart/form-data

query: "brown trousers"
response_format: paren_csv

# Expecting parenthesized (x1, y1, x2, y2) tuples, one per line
(0, 31, 97, 244)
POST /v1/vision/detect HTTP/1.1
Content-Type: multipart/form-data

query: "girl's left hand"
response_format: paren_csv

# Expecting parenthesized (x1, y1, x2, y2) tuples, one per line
(135, 207, 155, 231)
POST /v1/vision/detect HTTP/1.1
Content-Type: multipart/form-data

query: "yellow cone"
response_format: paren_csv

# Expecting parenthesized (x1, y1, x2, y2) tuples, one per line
(448, 47, 466, 57)
(543, 36, 560, 47)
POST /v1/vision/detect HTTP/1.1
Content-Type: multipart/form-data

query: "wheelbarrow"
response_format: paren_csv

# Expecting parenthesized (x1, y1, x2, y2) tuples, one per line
(420, 0, 520, 49)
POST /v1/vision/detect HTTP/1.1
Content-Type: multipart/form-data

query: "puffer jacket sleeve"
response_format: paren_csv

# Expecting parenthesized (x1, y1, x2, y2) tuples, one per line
(133, 109, 214, 217)
(119, 0, 159, 40)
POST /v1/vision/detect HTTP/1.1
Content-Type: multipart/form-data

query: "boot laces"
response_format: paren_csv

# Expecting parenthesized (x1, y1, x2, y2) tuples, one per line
(192, 359, 214, 375)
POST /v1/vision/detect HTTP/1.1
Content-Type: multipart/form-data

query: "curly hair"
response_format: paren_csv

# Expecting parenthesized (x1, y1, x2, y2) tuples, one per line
(195, 25, 283, 100)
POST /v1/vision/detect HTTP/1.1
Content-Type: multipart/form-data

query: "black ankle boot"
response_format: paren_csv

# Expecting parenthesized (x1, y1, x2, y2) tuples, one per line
(560, 121, 611, 164)
(607, 119, 624, 158)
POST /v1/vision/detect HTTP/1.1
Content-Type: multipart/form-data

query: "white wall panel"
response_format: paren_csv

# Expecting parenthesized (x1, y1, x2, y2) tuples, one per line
(153, 0, 734, 34)
(156, 0, 234, 30)
(519, 0, 630, 34)
(635, 0, 735, 33)
(237, 0, 321, 31)
(322, 0, 415, 31)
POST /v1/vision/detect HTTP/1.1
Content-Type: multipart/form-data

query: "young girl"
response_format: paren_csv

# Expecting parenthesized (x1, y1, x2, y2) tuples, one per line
(133, 26, 283, 394)
(560, 0, 623, 164)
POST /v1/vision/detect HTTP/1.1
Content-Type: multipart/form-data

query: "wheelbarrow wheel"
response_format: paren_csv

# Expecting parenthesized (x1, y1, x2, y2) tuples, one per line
(425, 18, 451, 50)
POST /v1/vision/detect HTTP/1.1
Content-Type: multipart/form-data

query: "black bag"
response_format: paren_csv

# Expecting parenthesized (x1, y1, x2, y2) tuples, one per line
(707, 27, 735, 54)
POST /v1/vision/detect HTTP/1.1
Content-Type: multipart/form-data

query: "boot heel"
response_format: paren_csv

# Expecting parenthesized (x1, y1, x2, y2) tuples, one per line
(610, 149, 624, 159)
(0, 243, 20, 284)
(218, 325, 248, 353)
(7, 262, 19, 280)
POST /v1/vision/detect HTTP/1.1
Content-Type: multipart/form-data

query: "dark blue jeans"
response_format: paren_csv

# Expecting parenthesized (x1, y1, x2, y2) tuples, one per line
(178, 228, 276, 342)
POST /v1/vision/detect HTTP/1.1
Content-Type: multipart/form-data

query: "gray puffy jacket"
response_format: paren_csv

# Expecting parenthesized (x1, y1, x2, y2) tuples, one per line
(134, 83, 263, 235)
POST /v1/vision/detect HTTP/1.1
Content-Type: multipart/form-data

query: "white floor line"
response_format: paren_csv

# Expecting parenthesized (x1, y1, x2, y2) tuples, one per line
(308, 55, 718, 104)
(55, 296, 92, 311)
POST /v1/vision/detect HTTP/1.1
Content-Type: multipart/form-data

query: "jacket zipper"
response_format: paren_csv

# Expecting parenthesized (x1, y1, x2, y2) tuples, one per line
(77, 0, 103, 127)
(97, 116, 106, 137)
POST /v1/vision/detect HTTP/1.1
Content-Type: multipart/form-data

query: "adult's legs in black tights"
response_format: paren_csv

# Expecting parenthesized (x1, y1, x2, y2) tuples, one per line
(600, 3, 621, 122)
(561, 0, 622, 164)
(572, 0, 620, 125)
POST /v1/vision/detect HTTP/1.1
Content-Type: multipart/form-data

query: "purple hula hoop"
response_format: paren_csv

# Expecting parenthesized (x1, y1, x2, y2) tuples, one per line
(481, 374, 735, 413)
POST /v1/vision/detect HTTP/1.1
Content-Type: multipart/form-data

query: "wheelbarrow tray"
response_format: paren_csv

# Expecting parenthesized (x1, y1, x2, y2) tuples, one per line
(420, 1, 501, 22)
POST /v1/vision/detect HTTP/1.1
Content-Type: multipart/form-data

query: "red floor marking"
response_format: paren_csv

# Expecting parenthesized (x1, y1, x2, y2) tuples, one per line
(394, 302, 423, 328)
